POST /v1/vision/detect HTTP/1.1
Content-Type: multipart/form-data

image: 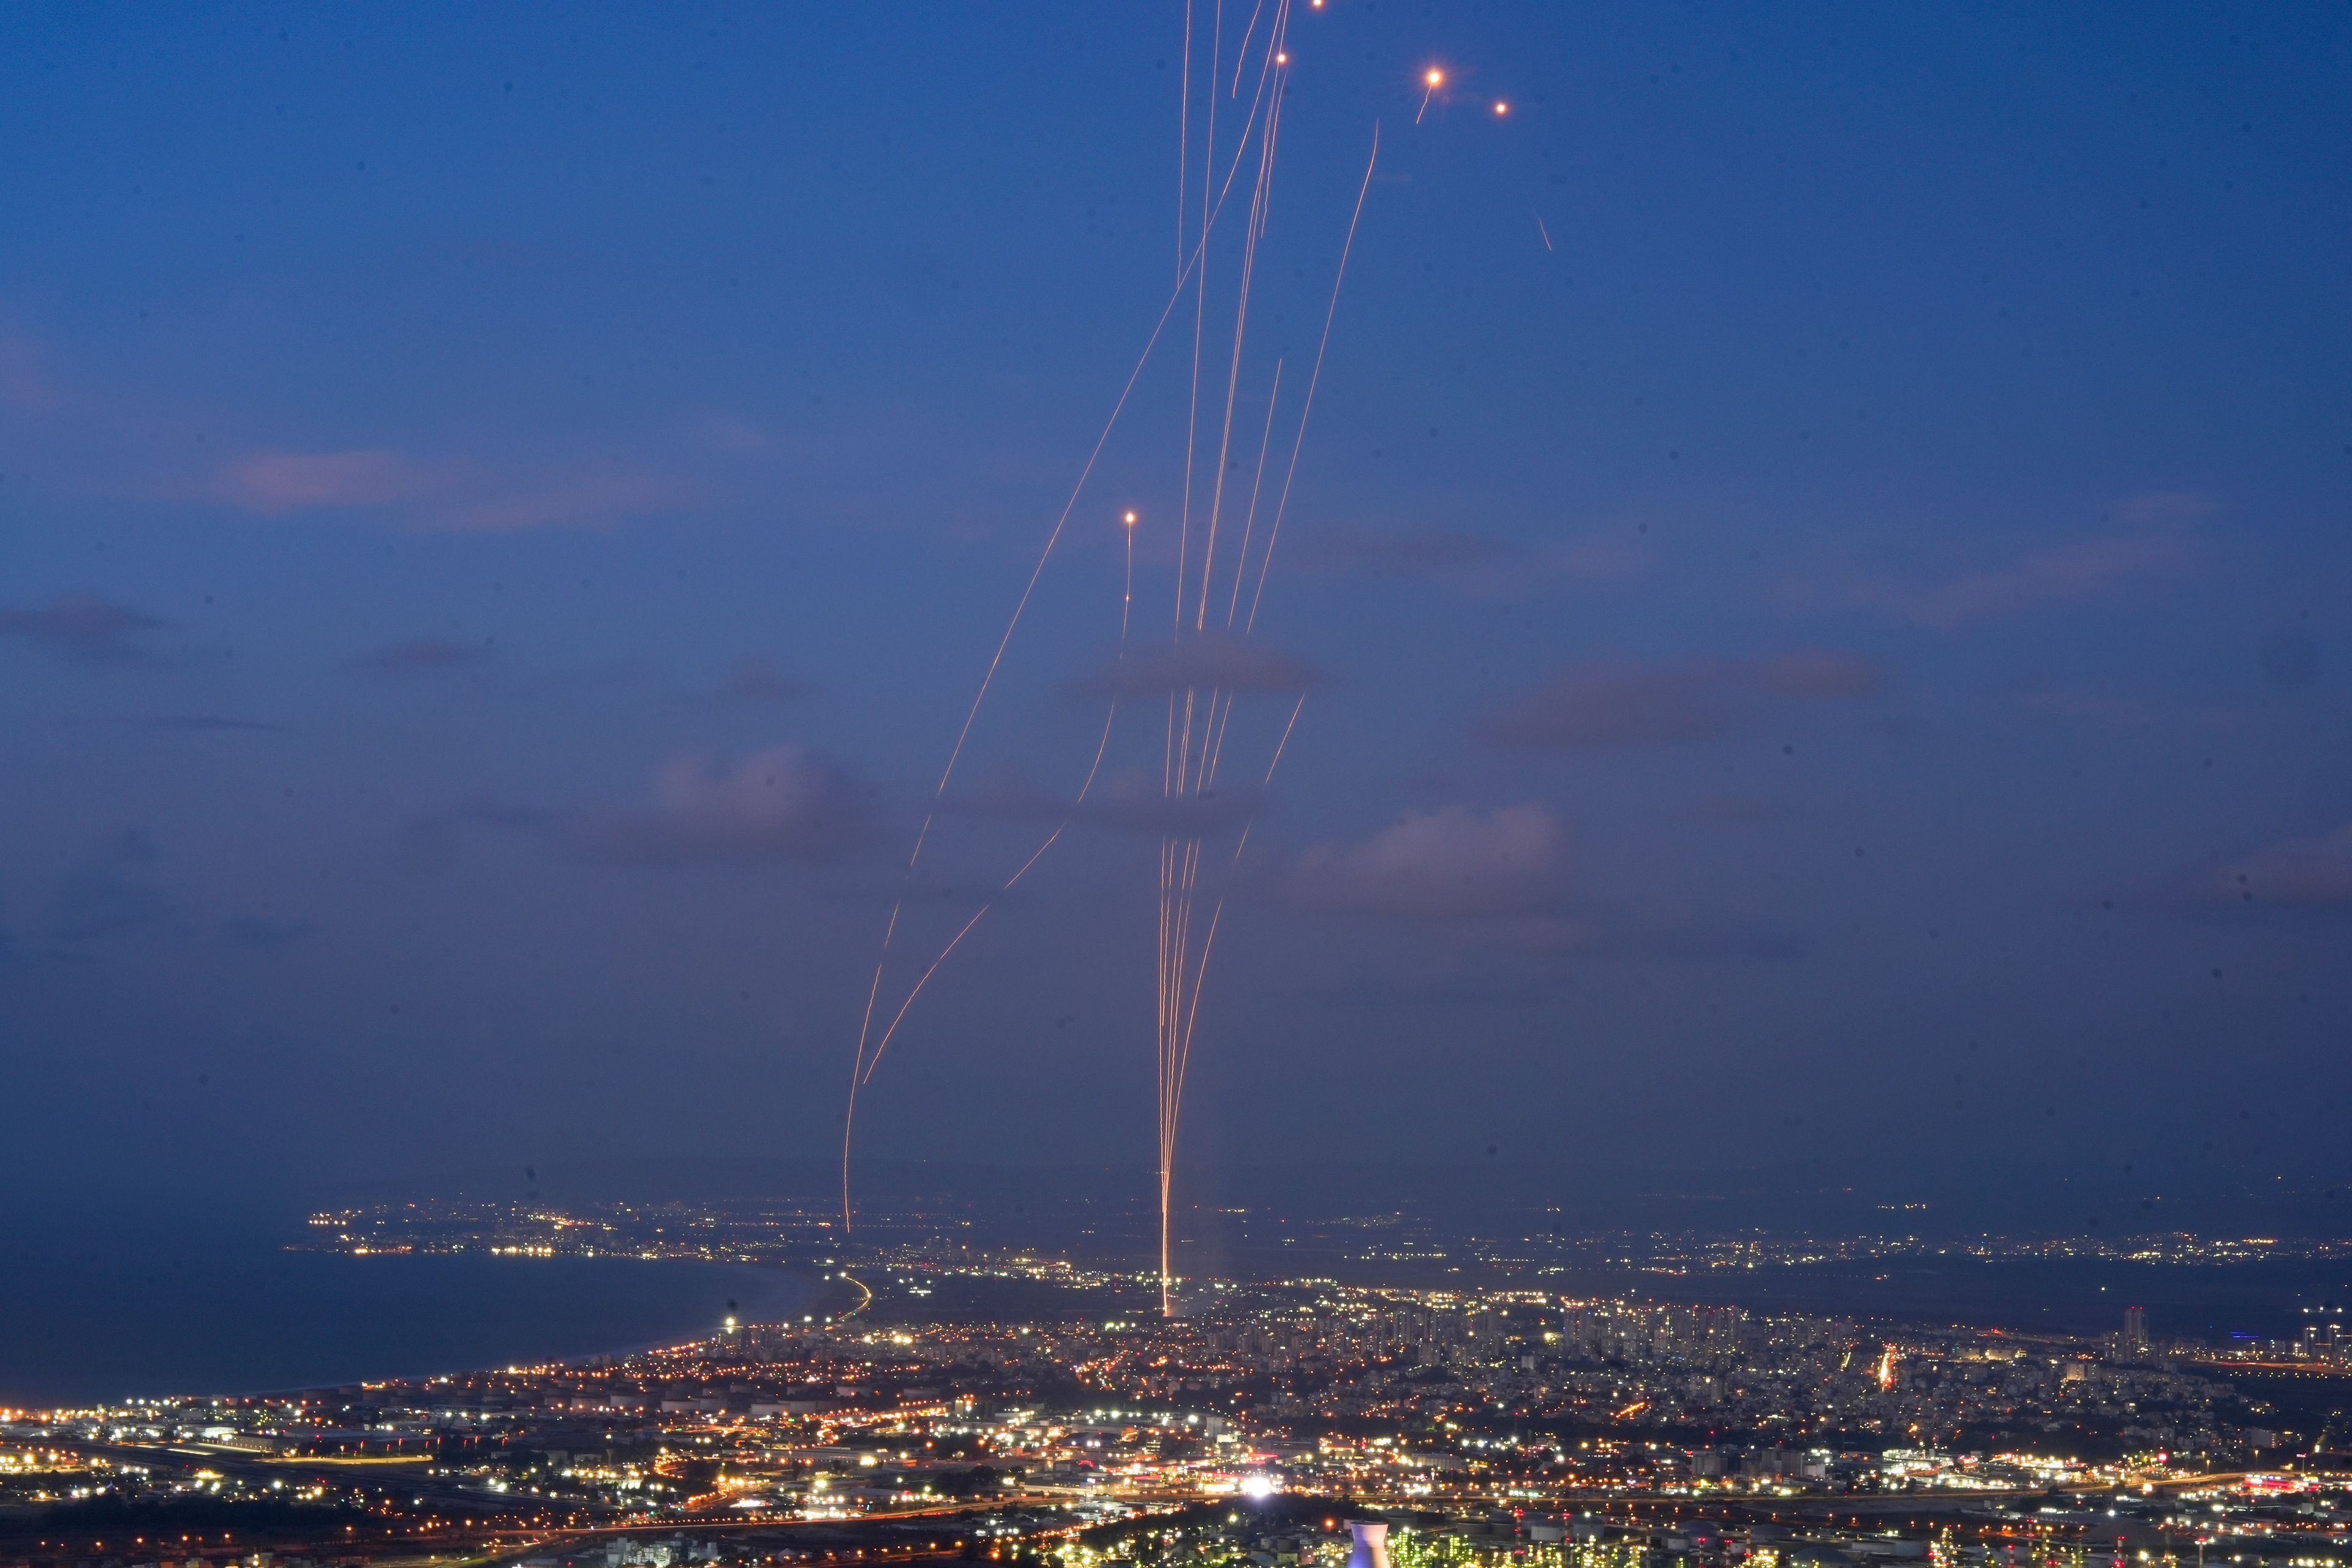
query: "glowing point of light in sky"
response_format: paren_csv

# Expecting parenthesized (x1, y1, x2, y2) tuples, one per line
(1494, 101, 1509, 116)
(1123, 511, 1137, 525)
(1425, 68, 1443, 86)
(1276, 52, 1288, 64)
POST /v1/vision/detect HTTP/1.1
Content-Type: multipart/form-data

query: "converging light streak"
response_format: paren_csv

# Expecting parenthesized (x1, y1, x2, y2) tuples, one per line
(842, 0, 1303, 1237)
(1155, 101, 1373, 1321)
(841, 6, 1375, 1336)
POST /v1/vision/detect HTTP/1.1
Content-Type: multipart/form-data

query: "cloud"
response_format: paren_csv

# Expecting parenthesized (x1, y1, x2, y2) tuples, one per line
(1290, 803, 1569, 918)
(0, 594, 166, 662)
(725, 657, 807, 703)
(439, 470, 689, 533)
(1815, 492, 2209, 630)
(1484, 663, 1731, 748)
(349, 636, 494, 674)
(218, 449, 688, 532)
(1750, 649, 1885, 699)
(222, 450, 431, 513)
(2203, 826, 2352, 910)
(1912, 531, 2190, 628)
(2114, 491, 2215, 527)
(1074, 631, 1322, 702)
(1297, 527, 1647, 591)
(565, 746, 878, 866)
(1481, 650, 1885, 750)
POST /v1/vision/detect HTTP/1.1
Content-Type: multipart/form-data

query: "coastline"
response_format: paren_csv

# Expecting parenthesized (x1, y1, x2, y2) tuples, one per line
(0, 1231, 813, 1409)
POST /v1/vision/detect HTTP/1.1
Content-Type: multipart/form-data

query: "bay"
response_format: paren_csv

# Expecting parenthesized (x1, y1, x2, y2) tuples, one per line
(0, 1216, 812, 1410)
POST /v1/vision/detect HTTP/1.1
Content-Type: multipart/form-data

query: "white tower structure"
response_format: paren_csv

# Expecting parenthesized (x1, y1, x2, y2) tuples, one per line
(1345, 1522, 1391, 1568)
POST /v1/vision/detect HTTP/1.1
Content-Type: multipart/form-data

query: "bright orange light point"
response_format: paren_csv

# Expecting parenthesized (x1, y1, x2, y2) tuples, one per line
(1494, 100, 1509, 115)
(1123, 511, 1137, 525)
(1276, 51, 1288, 64)
(1425, 69, 1444, 86)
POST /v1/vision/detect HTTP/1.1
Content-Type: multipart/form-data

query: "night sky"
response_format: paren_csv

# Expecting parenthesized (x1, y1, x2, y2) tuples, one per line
(4, 4, 2348, 1223)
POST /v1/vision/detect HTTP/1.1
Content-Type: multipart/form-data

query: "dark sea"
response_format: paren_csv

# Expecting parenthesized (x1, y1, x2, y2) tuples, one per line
(1571, 1255, 2352, 1340)
(0, 1215, 812, 1410)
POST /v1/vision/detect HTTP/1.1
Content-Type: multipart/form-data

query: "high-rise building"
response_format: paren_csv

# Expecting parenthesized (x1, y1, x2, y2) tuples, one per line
(2122, 1305, 2150, 1357)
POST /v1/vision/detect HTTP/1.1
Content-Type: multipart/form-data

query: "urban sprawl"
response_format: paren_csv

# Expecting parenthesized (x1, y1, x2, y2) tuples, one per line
(6, 1204, 2350, 1568)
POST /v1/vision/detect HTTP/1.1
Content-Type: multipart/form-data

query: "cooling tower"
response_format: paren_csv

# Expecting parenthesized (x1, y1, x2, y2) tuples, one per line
(1345, 1521, 1391, 1568)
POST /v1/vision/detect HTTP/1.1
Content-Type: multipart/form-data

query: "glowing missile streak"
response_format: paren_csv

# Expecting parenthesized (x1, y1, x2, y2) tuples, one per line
(855, 514, 1138, 1091)
(1194, 33, 1286, 633)
(1231, 0, 1266, 96)
(1246, 120, 1378, 636)
(1416, 67, 1442, 125)
(1160, 111, 1368, 1320)
(1167, 29, 1290, 1020)
(1165, 694, 1306, 1161)
(1219, 358, 1283, 628)
(1177, 1, 1192, 282)
(843, 20, 1292, 1234)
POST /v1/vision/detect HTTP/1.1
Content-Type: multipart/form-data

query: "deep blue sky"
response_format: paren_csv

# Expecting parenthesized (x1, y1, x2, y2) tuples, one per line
(4, 3, 2348, 1223)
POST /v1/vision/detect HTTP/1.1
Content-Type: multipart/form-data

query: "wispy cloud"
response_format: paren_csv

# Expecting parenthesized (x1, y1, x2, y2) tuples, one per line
(216, 448, 690, 533)
(2201, 825, 2352, 911)
(1815, 492, 2208, 630)
(1482, 650, 1885, 750)
(1911, 531, 2191, 628)
(222, 449, 432, 513)
(1287, 823, 1804, 1000)
(565, 746, 879, 866)
(1073, 631, 1321, 701)
(1296, 526, 1647, 593)
(349, 636, 494, 674)
(0, 594, 167, 663)
(1289, 803, 1569, 919)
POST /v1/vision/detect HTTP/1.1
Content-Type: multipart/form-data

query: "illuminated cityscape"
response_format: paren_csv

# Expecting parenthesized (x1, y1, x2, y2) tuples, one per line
(7, 1204, 2351, 1568)
(7, 10, 2350, 1568)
